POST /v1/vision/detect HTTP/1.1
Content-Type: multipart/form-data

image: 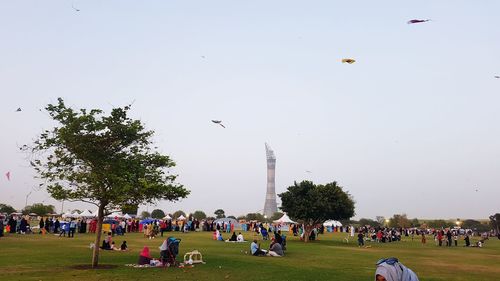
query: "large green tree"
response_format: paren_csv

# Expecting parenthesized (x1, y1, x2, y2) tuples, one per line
(192, 210, 207, 220)
(246, 213, 265, 221)
(151, 209, 165, 219)
(0, 203, 16, 214)
(279, 180, 355, 242)
(388, 214, 410, 228)
(29, 98, 189, 267)
(23, 203, 55, 216)
(358, 218, 381, 228)
(214, 209, 225, 219)
(173, 210, 186, 219)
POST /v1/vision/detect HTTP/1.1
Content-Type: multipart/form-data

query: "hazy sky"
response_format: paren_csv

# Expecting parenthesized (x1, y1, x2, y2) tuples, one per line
(1, 1, 499, 220)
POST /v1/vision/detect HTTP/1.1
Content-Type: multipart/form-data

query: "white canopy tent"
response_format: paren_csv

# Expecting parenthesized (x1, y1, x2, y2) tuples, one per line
(323, 220, 343, 227)
(273, 213, 297, 224)
(123, 213, 132, 219)
(162, 214, 172, 220)
(79, 209, 93, 218)
(176, 215, 186, 220)
(107, 211, 123, 218)
(62, 212, 74, 218)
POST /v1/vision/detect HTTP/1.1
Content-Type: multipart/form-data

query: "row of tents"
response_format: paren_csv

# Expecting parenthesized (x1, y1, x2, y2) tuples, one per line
(273, 213, 343, 227)
(25, 210, 343, 227)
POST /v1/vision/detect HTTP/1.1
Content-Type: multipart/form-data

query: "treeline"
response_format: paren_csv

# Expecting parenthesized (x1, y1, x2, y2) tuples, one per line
(344, 213, 495, 232)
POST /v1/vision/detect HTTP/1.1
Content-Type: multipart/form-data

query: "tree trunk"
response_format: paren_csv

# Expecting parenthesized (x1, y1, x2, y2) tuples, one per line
(303, 224, 312, 243)
(92, 204, 105, 268)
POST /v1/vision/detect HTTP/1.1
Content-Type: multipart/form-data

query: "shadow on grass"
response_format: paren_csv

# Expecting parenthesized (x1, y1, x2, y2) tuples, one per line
(70, 264, 118, 270)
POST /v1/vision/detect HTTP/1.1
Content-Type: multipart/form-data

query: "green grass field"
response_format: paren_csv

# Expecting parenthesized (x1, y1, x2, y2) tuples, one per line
(1, 231, 499, 281)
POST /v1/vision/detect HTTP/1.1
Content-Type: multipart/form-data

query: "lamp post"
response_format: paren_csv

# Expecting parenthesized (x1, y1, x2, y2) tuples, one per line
(25, 190, 34, 209)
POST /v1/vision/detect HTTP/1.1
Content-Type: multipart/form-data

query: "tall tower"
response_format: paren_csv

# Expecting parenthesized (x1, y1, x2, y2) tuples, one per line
(264, 143, 278, 218)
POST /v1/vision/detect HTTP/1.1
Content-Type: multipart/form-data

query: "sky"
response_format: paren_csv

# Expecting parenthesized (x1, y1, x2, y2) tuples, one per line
(0, 0, 499, 220)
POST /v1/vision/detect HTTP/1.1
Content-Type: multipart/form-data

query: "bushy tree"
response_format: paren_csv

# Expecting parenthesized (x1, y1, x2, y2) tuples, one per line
(140, 211, 151, 218)
(151, 209, 165, 219)
(279, 180, 355, 242)
(388, 214, 410, 228)
(214, 209, 225, 219)
(121, 204, 138, 215)
(227, 215, 236, 219)
(173, 210, 186, 219)
(410, 218, 420, 227)
(28, 98, 189, 267)
(192, 210, 206, 220)
(490, 213, 500, 235)
(0, 203, 16, 214)
(246, 213, 265, 221)
(23, 203, 55, 216)
(462, 219, 490, 232)
(358, 218, 381, 228)
(427, 220, 449, 228)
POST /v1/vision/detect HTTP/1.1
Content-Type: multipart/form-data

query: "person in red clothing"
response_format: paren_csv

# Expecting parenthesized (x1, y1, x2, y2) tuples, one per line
(160, 221, 167, 237)
(437, 230, 443, 246)
(138, 246, 153, 265)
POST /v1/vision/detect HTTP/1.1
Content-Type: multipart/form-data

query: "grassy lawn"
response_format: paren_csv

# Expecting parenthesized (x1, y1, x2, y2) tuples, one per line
(1, 231, 499, 280)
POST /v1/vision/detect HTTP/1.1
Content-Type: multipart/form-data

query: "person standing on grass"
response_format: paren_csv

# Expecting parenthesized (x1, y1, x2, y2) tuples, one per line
(421, 232, 426, 245)
(69, 219, 76, 238)
(358, 231, 365, 247)
(453, 232, 458, 246)
(0, 218, 4, 238)
(464, 233, 471, 247)
(39, 217, 45, 234)
(446, 230, 452, 247)
(437, 230, 443, 246)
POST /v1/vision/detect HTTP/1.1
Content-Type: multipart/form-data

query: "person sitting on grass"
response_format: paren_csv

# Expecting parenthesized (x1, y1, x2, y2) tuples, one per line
(250, 239, 266, 256)
(138, 246, 152, 265)
(267, 238, 284, 257)
(120, 241, 129, 251)
(228, 232, 237, 242)
(375, 257, 419, 281)
(237, 232, 245, 242)
(100, 236, 112, 250)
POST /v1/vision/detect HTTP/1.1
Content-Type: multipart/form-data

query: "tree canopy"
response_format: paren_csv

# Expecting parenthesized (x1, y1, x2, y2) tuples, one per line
(245, 213, 265, 221)
(214, 209, 225, 219)
(173, 210, 186, 219)
(388, 214, 410, 228)
(140, 211, 151, 218)
(151, 209, 165, 219)
(0, 203, 16, 214)
(23, 203, 55, 216)
(192, 210, 207, 220)
(490, 213, 500, 234)
(279, 180, 355, 242)
(358, 218, 381, 228)
(29, 98, 189, 267)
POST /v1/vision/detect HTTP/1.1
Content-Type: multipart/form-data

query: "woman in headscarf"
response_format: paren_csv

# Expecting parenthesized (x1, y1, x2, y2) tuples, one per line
(229, 232, 237, 242)
(138, 246, 152, 265)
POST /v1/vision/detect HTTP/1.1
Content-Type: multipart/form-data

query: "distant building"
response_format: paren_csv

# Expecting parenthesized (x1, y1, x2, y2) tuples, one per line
(263, 143, 278, 218)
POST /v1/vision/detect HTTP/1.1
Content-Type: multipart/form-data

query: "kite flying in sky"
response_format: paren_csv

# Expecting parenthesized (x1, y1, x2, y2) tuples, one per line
(342, 59, 356, 64)
(211, 120, 226, 128)
(494, 75, 499, 79)
(72, 3, 80, 12)
(16, 108, 21, 112)
(407, 19, 431, 24)
(5, 171, 10, 181)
